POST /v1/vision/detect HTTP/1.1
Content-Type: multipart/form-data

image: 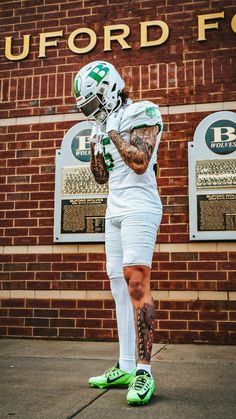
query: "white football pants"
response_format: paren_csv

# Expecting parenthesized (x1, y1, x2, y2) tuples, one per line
(105, 212, 162, 372)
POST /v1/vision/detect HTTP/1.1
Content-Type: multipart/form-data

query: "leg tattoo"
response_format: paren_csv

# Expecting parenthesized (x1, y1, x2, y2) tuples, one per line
(136, 302, 156, 362)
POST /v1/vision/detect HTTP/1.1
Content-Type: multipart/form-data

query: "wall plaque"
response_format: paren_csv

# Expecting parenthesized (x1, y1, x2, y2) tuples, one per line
(188, 111, 236, 240)
(54, 121, 108, 242)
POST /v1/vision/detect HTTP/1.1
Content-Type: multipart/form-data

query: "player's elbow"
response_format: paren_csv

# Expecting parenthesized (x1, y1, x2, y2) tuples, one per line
(133, 164, 148, 175)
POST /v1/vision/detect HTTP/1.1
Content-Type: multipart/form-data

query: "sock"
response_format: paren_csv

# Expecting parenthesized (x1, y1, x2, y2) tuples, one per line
(110, 276, 136, 373)
(119, 358, 136, 373)
(137, 363, 152, 375)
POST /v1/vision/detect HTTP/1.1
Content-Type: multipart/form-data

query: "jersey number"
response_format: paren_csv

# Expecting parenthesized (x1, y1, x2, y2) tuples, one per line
(101, 137, 114, 171)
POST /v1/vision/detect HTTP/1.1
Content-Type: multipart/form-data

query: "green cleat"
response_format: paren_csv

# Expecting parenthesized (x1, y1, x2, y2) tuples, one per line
(89, 363, 135, 389)
(126, 369, 156, 405)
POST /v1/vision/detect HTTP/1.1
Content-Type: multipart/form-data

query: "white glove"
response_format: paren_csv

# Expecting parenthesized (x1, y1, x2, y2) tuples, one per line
(106, 108, 124, 134)
(90, 124, 100, 143)
(90, 124, 104, 155)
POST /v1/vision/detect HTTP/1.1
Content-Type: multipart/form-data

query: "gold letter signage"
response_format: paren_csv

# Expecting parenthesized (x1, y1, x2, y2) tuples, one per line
(197, 12, 224, 41)
(5, 34, 31, 61)
(4, 12, 236, 61)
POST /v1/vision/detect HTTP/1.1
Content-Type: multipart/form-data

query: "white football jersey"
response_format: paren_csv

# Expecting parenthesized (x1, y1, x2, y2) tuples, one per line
(98, 100, 163, 218)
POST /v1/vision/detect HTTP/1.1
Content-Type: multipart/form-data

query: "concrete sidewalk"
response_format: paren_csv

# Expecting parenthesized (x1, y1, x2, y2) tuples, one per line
(0, 339, 236, 419)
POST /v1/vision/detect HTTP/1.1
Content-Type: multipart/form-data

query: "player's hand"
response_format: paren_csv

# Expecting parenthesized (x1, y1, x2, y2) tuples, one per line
(106, 108, 124, 134)
(90, 124, 103, 143)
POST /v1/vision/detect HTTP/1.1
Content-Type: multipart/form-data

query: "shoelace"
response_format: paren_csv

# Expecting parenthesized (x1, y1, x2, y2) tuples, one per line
(130, 375, 150, 391)
(104, 366, 120, 377)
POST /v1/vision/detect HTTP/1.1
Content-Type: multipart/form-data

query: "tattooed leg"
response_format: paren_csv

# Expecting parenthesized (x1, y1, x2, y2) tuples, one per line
(123, 265, 156, 364)
(135, 301, 156, 362)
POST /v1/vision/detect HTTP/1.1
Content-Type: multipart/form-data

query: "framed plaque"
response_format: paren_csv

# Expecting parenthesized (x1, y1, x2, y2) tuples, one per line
(188, 111, 236, 240)
(54, 121, 108, 242)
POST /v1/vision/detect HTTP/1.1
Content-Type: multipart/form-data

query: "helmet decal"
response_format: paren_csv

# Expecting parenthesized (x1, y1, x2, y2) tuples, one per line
(87, 63, 109, 86)
(73, 77, 80, 96)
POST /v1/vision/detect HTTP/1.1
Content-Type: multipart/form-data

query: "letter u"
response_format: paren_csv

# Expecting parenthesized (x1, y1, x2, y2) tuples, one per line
(5, 34, 31, 61)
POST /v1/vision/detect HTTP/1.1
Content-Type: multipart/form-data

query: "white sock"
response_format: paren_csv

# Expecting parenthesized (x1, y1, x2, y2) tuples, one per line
(119, 358, 136, 373)
(137, 363, 152, 375)
(110, 276, 136, 373)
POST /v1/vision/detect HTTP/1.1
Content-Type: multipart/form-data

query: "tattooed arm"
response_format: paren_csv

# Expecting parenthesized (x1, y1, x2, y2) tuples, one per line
(90, 143, 109, 184)
(108, 125, 159, 175)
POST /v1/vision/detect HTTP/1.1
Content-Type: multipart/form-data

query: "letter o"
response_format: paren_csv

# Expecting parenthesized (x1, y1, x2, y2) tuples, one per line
(68, 28, 97, 54)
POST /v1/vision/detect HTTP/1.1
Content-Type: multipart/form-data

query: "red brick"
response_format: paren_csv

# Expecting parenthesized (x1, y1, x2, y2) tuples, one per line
(63, 254, 88, 262)
(33, 328, 57, 337)
(8, 327, 32, 336)
(169, 271, 197, 280)
(199, 312, 228, 321)
(217, 281, 236, 291)
(59, 328, 84, 338)
(169, 331, 199, 343)
(50, 318, 75, 327)
(159, 320, 187, 330)
(159, 262, 187, 271)
(198, 271, 227, 280)
(171, 252, 198, 261)
(25, 318, 49, 327)
(199, 252, 228, 261)
(77, 319, 102, 328)
(170, 311, 198, 320)
(8, 309, 33, 317)
(26, 299, 50, 308)
(218, 322, 236, 331)
(51, 300, 77, 309)
(1, 299, 25, 307)
(199, 331, 230, 344)
(160, 301, 188, 310)
(77, 262, 104, 271)
(85, 329, 111, 339)
(156, 310, 168, 319)
(60, 309, 85, 318)
(86, 309, 112, 319)
(188, 262, 217, 271)
(61, 272, 85, 280)
(77, 300, 103, 309)
(86, 272, 108, 280)
(188, 281, 216, 291)
(218, 262, 236, 271)
(188, 321, 217, 331)
(52, 263, 77, 271)
(0, 317, 24, 326)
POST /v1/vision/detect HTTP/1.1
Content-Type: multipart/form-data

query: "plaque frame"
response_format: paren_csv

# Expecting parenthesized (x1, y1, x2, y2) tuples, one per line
(54, 121, 108, 242)
(188, 111, 236, 241)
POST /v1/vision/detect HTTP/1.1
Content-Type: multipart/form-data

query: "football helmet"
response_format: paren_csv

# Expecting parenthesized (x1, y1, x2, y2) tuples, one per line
(73, 61, 125, 124)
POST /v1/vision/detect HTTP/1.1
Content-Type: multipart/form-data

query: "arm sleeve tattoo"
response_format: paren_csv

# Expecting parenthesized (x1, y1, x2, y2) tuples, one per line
(90, 143, 109, 185)
(108, 125, 159, 175)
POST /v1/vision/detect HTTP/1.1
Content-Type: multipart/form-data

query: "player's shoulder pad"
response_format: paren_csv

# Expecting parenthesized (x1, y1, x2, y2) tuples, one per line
(124, 100, 163, 131)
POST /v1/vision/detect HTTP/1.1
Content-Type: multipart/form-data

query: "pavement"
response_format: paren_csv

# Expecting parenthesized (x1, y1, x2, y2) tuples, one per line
(0, 339, 236, 419)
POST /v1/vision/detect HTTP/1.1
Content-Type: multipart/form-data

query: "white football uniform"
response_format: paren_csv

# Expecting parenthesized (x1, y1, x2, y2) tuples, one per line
(93, 100, 163, 372)
(100, 100, 163, 218)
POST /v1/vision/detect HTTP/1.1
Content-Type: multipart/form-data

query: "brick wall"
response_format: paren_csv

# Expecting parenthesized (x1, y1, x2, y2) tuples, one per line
(0, 250, 236, 343)
(0, 0, 236, 344)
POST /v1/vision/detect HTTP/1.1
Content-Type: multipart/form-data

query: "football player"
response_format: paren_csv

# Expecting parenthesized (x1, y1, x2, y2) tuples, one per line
(73, 61, 163, 405)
